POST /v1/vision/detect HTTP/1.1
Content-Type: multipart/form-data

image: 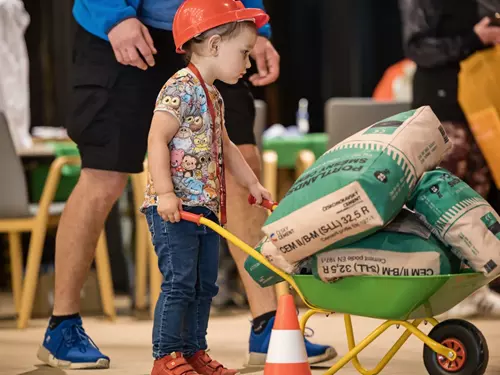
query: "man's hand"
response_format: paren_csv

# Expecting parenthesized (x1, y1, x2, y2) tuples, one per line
(249, 36, 280, 86)
(474, 17, 500, 45)
(108, 18, 157, 70)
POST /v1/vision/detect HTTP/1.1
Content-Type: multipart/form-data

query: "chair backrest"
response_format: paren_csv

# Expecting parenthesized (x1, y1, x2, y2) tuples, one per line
(324, 98, 411, 149)
(253, 99, 267, 151)
(0, 112, 31, 217)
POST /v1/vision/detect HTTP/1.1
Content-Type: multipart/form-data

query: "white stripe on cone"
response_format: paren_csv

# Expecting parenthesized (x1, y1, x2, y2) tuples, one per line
(266, 330, 308, 364)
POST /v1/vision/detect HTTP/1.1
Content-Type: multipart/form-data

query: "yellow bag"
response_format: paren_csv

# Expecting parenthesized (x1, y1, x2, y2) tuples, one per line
(458, 46, 500, 188)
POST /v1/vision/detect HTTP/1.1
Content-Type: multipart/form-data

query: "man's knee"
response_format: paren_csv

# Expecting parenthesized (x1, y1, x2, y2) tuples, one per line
(79, 168, 128, 206)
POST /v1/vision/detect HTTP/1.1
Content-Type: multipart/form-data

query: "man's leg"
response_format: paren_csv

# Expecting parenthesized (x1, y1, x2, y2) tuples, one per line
(51, 170, 128, 316)
(215, 80, 337, 366)
(38, 170, 127, 369)
(38, 23, 181, 369)
(225, 145, 277, 319)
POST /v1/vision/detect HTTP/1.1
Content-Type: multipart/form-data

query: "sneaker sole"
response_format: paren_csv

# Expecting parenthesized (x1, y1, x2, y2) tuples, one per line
(37, 346, 110, 369)
(243, 346, 338, 368)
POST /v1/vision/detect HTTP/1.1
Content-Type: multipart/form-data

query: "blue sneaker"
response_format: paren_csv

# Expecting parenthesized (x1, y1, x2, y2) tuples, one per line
(245, 316, 337, 367)
(37, 317, 110, 369)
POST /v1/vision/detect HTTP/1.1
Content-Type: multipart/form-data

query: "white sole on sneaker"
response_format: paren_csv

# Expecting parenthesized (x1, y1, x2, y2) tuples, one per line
(243, 346, 338, 368)
(37, 345, 110, 369)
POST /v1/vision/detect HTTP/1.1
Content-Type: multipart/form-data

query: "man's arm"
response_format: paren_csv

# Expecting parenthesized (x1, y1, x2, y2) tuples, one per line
(79, 0, 157, 70)
(78, 0, 137, 36)
(241, 0, 271, 39)
(241, 0, 280, 86)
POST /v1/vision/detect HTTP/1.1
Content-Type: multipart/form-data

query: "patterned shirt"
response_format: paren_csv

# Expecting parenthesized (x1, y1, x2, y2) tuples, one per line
(141, 68, 224, 215)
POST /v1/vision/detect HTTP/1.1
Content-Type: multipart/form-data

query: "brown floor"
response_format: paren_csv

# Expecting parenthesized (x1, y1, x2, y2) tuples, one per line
(1, 301, 500, 375)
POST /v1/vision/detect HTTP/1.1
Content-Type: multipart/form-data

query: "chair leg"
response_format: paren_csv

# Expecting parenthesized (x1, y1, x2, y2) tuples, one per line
(95, 231, 116, 321)
(149, 241, 162, 319)
(17, 223, 48, 329)
(135, 217, 149, 311)
(8, 232, 23, 314)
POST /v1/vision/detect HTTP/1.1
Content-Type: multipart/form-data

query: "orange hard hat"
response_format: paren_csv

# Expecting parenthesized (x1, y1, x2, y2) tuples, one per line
(173, 0, 270, 53)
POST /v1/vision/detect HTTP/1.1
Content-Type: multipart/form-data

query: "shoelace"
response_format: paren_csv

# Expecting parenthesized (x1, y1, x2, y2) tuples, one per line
(62, 324, 100, 353)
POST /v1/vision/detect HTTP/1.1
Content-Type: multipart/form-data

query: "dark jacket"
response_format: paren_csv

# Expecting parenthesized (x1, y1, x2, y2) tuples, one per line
(399, 0, 495, 122)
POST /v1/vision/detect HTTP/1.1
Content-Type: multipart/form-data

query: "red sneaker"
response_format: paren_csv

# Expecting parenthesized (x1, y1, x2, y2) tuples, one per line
(151, 352, 200, 375)
(187, 350, 238, 375)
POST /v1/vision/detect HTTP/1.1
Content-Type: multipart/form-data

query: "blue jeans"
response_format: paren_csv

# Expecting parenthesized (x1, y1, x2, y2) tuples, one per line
(144, 205, 220, 359)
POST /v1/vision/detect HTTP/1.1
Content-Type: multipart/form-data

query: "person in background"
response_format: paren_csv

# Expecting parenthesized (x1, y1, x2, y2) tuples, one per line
(37, 0, 336, 369)
(400, 0, 500, 318)
(372, 58, 416, 102)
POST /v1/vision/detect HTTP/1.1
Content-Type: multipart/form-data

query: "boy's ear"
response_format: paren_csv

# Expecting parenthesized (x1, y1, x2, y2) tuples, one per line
(207, 35, 222, 56)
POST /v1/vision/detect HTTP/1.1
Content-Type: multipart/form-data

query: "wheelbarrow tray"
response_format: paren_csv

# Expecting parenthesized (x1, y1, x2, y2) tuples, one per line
(292, 271, 490, 320)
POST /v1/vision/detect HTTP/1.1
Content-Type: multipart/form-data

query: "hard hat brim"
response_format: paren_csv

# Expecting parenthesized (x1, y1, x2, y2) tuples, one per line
(175, 8, 270, 54)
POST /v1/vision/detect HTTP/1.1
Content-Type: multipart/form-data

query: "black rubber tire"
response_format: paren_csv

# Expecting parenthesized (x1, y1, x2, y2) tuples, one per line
(423, 319, 489, 375)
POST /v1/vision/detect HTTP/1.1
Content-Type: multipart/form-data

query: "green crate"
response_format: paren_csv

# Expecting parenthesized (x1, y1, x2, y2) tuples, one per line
(262, 133, 328, 168)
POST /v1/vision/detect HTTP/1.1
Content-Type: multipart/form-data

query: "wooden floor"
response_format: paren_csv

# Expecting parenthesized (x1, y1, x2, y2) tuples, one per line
(1, 302, 500, 375)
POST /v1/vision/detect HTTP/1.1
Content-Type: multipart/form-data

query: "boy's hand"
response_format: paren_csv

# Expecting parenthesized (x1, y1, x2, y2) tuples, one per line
(157, 192, 183, 223)
(248, 182, 272, 205)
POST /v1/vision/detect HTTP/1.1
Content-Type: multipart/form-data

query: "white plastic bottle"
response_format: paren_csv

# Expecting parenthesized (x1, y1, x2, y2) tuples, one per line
(296, 98, 310, 134)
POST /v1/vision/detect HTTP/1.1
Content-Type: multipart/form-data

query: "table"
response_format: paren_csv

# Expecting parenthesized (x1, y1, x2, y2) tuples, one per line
(16, 142, 55, 157)
(262, 132, 328, 168)
(16, 138, 76, 158)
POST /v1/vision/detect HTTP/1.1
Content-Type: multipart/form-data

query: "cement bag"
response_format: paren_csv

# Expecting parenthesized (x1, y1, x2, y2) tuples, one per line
(312, 209, 461, 282)
(244, 236, 293, 288)
(407, 168, 500, 277)
(262, 106, 452, 263)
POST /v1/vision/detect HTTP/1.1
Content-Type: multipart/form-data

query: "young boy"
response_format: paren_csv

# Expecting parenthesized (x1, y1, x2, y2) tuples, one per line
(141, 1, 272, 374)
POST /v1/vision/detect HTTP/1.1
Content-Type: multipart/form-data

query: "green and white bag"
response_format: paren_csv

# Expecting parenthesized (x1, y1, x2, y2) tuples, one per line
(262, 106, 452, 263)
(312, 209, 461, 282)
(244, 236, 300, 288)
(407, 168, 500, 277)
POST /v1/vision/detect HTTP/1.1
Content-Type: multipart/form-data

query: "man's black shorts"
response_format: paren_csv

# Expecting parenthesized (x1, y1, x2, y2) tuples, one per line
(68, 24, 257, 174)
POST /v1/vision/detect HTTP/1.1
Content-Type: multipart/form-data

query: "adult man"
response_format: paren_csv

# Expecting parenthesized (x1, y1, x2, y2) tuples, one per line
(38, 0, 336, 369)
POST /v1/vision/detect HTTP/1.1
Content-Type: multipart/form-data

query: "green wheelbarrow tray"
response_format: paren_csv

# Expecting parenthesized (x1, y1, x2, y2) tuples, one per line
(292, 270, 493, 320)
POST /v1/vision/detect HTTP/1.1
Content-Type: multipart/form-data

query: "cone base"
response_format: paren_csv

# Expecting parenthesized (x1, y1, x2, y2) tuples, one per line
(264, 362, 312, 375)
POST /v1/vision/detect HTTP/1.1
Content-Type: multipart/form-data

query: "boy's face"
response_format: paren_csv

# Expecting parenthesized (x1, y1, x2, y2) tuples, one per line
(215, 26, 257, 85)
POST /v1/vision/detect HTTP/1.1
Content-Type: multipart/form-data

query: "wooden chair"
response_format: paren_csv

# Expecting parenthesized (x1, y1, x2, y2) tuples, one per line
(253, 99, 267, 152)
(0, 112, 116, 328)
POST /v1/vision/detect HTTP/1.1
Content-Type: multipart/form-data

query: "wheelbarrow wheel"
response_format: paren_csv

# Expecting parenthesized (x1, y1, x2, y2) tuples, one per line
(423, 319, 489, 375)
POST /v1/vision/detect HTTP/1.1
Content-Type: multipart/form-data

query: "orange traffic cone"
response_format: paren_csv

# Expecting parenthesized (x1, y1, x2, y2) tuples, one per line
(264, 294, 312, 375)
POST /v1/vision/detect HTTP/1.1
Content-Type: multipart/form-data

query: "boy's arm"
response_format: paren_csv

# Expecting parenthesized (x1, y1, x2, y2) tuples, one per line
(222, 126, 271, 204)
(147, 112, 180, 196)
(222, 125, 259, 189)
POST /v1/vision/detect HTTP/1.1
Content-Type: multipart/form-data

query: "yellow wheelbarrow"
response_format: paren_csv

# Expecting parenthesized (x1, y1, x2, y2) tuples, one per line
(180, 196, 492, 375)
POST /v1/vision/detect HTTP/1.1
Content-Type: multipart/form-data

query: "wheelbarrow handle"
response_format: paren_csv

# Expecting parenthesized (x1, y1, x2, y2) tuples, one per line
(180, 211, 203, 225)
(248, 194, 278, 211)
(182, 196, 277, 225)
